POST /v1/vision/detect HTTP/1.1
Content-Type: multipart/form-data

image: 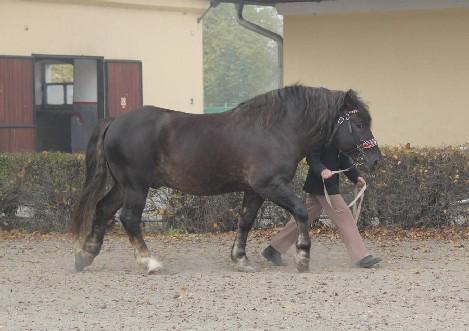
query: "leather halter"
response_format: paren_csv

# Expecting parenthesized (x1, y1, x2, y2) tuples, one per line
(326, 109, 378, 150)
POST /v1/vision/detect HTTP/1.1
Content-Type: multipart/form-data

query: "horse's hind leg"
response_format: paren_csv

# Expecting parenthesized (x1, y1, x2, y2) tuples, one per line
(75, 185, 123, 271)
(231, 190, 264, 272)
(119, 187, 162, 274)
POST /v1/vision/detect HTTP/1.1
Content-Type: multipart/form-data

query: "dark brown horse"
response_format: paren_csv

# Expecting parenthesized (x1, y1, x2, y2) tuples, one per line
(71, 85, 380, 273)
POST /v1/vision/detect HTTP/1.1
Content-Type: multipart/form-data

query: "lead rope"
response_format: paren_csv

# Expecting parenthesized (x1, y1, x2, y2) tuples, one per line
(322, 167, 366, 223)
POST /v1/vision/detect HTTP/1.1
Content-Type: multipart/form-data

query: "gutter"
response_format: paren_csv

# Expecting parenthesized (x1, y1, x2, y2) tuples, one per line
(235, 1, 284, 88)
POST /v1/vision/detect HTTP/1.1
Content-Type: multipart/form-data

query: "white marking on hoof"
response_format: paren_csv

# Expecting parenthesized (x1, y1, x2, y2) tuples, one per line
(147, 257, 163, 274)
(136, 256, 163, 274)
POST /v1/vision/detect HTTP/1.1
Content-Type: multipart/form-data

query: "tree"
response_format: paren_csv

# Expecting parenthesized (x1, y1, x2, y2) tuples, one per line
(203, 4, 283, 109)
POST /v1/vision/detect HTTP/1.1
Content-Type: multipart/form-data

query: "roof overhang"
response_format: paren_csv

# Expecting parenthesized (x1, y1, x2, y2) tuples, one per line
(276, 0, 469, 15)
(210, 0, 323, 6)
(26, 0, 208, 13)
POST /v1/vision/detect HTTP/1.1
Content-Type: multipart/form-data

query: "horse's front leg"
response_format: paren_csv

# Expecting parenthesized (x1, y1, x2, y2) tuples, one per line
(257, 181, 311, 272)
(231, 190, 264, 272)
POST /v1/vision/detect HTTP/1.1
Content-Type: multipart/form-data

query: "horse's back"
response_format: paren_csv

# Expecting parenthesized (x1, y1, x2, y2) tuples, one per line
(102, 106, 243, 192)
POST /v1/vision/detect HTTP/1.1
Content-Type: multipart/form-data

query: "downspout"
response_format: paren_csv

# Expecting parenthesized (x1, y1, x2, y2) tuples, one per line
(235, 1, 284, 88)
(198, 1, 218, 23)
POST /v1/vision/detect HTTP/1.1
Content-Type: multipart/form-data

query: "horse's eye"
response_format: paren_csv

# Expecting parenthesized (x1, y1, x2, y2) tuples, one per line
(355, 122, 365, 129)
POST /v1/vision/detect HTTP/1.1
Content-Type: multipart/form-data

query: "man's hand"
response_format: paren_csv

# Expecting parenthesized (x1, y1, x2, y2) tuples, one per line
(320, 169, 333, 179)
(356, 176, 366, 188)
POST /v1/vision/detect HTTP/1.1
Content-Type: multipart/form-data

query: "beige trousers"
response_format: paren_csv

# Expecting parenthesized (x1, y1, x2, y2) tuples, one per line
(270, 193, 369, 262)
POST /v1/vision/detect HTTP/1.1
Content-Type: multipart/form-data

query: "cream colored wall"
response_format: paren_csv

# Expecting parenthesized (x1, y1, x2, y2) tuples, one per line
(0, 0, 205, 113)
(283, 9, 469, 146)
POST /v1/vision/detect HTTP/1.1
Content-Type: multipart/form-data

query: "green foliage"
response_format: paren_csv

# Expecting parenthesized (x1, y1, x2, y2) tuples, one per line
(354, 146, 468, 228)
(0, 152, 84, 232)
(48, 64, 74, 83)
(203, 4, 282, 108)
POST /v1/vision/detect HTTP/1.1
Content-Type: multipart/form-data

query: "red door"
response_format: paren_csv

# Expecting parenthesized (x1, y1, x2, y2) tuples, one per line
(105, 61, 143, 118)
(0, 57, 35, 152)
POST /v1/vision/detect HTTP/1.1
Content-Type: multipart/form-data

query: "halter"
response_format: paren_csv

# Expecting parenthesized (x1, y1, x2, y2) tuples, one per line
(326, 109, 379, 151)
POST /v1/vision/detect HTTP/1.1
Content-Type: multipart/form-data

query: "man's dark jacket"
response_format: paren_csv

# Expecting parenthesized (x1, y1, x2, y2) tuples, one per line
(303, 145, 360, 195)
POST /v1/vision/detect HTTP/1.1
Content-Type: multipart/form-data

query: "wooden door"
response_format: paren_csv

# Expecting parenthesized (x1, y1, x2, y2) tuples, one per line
(0, 57, 34, 152)
(105, 61, 142, 118)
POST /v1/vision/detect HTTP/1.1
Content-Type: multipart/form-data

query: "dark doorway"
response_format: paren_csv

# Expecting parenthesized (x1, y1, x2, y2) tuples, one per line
(34, 58, 74, 152)
(33, 56, 104, 152)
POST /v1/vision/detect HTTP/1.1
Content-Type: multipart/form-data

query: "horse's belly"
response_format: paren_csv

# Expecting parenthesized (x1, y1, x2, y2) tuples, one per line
(160, 167, 247, 195)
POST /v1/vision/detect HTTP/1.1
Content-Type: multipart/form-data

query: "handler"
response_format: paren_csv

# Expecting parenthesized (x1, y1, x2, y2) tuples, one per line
(262, 145, 382, 268)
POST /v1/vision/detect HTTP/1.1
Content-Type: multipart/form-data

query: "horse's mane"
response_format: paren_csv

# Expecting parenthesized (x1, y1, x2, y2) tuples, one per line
(227, 85, 371, 144)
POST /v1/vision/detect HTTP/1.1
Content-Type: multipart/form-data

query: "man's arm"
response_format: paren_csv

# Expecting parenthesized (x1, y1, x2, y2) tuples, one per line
(306, 150, 327, 176)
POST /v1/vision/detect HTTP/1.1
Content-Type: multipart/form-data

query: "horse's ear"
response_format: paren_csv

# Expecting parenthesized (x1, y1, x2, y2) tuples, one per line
(336, 91, 347, 112)
(344, 89, 357, 104)
(344, 89, 358, 105)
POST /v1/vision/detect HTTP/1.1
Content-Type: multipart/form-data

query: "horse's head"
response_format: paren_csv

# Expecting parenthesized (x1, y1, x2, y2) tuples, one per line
(330, 90, 381, 170)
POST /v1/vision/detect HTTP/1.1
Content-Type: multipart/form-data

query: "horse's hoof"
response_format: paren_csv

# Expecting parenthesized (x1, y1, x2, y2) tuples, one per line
(137, 256, 163, 275)
(235, 263, 257, 273)
(147, 258, 163, 275)
(296, 260, 310, 273)
(234, 258, 257, 273)
(74, 250, 94, 272)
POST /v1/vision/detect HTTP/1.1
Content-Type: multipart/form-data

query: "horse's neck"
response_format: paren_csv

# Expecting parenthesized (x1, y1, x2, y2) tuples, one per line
(282, 115, 323, 158)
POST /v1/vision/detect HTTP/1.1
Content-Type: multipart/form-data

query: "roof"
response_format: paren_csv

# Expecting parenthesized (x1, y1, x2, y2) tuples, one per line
(211, 0, 324, 5)
(210, 0, 469, 14)
(277, 0, 469, 15)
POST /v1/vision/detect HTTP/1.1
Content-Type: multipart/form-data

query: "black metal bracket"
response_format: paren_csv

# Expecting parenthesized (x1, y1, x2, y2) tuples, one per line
(197, 0, 221, 23)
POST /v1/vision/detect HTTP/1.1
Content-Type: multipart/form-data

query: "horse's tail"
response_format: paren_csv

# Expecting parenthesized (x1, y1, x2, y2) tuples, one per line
(70, 118, 114, 243)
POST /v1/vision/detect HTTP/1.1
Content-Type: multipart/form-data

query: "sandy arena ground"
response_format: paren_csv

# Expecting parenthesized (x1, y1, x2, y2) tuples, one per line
(0, 229, 468, 331)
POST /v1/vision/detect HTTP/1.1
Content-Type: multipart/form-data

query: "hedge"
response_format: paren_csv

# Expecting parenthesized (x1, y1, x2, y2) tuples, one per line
(0, 152, 84, 232)
(0, 146, 467, 232)
(350, 146, 468, 228)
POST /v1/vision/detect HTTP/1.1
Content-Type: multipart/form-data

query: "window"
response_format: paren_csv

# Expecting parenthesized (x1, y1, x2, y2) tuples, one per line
(43, 63, 74, 106)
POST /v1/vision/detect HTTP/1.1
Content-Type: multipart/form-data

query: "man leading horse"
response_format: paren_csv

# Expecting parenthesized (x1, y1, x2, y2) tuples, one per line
(71, 85, 380, 273)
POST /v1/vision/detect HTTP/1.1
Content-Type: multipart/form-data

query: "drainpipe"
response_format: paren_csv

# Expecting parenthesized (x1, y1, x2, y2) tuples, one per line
(198, 1, 219, 23)
(235, 1, 284, 88)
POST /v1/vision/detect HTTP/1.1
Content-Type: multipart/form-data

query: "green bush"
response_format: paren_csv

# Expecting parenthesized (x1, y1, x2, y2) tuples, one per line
(0, 152, 84, 232)
(0, 146, 467, 233)
(355, 146, 468, 228)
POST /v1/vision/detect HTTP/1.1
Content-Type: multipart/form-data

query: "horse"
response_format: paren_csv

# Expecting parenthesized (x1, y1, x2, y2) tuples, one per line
(71, 85, 380, 273)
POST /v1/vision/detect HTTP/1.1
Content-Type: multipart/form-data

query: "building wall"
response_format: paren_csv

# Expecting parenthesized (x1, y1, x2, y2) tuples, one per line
(0, 0, 205, 113)
(283, 9, 469, 146)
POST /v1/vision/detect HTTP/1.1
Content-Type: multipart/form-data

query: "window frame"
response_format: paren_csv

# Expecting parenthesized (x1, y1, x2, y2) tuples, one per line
(40, 60, 74, 109)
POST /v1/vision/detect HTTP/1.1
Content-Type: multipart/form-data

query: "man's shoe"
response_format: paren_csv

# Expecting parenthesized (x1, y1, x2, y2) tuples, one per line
(355, 255, 382, 268)
(262, 245, 283, 266)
